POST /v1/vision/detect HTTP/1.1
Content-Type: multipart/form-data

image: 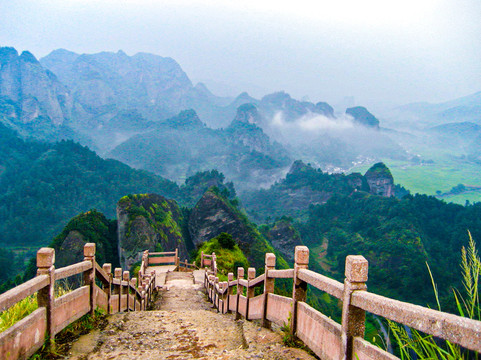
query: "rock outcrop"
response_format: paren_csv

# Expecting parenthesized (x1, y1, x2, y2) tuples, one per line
(0, 46, 72, 128)
(263, 219, 302, 263)
(346, 106, 380, 129)
(364, 162, 394, 197)
(188, 188, 282, 269)
(188, 190, 252, 247)
(50, 210, 118, 268)
(117, 194, 188, 268)
(226, 104, 273, 154)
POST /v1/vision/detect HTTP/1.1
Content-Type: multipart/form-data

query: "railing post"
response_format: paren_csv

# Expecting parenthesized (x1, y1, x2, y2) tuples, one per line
(235, 267, 244, 320)
(227, 272, 233, 313)
(37, 247, 55, 347)
(341, 255, 368, 360)
(114, 267, 122, 312)
(290, 246, 309, 337)
(103, 263, 112, 314)
(175, 248, 179, 269)
(221, 281, 228, 313)
(212, 252, 217, 275)
(214, 277, 220, 310)
(246, 267, 256, 320)
(83, 243, 96, 316)
(130, 278, 137, 311)
(123, 271, 130, 312)
(201, 251, 204, 268)
(262, 253, 276, 328)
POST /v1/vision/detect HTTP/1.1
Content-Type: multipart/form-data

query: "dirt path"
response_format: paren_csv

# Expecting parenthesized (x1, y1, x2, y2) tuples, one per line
(68, 271, 316, 359)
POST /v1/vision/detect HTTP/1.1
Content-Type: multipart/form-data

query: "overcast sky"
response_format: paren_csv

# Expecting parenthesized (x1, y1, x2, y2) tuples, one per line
(1, 0, 480, 111)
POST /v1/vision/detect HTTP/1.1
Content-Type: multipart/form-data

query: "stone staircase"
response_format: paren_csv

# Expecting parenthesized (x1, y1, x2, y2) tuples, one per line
(70, 270, 315, 359)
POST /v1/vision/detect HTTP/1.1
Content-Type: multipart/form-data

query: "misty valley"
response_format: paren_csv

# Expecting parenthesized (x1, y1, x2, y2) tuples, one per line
(1, 46, 481, 357)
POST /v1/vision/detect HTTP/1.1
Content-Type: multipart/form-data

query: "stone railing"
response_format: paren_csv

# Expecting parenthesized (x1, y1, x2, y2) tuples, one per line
(140, 249, 197, 272)
(0, 243, 156, 360)
(204, 246, 481, 360)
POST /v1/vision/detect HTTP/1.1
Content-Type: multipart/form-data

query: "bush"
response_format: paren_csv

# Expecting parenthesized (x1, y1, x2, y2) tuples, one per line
(218, 232, 235, 249)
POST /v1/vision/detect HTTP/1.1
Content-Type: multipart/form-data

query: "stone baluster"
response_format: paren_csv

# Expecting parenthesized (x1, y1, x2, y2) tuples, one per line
(114, 267, 122, 312)
(37, 248, 55, 347)
(227, 272, 234, 313)
(102, 263, 112, 313)
(341, 255, 368, 360)
(290, 246, 309, 336)
(130, 278, 137, 310)
(235, 267, 244, 320)
(83, 243, 96, 316)
(123, 271, 130, 311)
(246, 267, 256, 320)
(262, 253, 276, 328)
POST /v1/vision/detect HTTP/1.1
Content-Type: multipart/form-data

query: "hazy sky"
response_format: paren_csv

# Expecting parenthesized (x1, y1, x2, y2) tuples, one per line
(1, 0, 480, 111)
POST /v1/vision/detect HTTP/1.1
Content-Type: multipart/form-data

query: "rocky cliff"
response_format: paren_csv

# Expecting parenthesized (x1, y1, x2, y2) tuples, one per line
(117, 193, 188, 268)
(0, 47, 72, 133)
(345, 106, 380, 129)
(364, 162, 394, 197)
(49, 210, 118, 268)
(188, 188, 287, 269)
(262, 219, 303, 264)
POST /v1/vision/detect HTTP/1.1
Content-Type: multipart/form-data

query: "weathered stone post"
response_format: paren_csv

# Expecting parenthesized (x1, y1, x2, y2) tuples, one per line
(235, 267, 244, 320)
(227, 272, 234, 313)
(37, 247, 55, 346)
(341, 255, 368, 360)
(123, 271, 130, 312)
(214, 277, 220, 310)
(130, 278, 137, 310)
(290, 246, 309, 336)
(83, 243, 96, 316)
(212, 252, 217, 275)
(175, 248, 179, 268)
(222, 281, 229, 313)
(246, 267, 256, 320)
(201, 251, 204, 268)
(140, 283, 145, 311)
(262, 253, 276, 328)
(102, 263, 112, 314)
(114, 267, 122, 312)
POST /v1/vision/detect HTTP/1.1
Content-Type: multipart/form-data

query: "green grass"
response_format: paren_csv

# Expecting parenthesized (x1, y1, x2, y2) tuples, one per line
(0, 294, 38, 332)
(350, 155, 481, 205)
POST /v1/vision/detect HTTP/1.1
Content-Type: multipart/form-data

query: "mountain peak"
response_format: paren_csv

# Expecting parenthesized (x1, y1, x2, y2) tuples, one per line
(19, 51, 39, 64)
(232, 103, 260, 125)
(0, 47, 19, 64)
(346, 106, 380, 128)
(165, 109, 204, 129)
(364, 162, 394, 197)
(287, 160, 315, 175)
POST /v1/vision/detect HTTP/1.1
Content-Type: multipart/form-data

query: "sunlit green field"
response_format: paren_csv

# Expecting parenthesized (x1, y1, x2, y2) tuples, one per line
(350, 145, 481, 205)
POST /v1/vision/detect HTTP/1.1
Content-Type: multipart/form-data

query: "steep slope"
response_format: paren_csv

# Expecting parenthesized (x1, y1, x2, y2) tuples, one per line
(0, 47, 74, 139)
(117, 194, 189, 268)
(49, 210, 118, 268)
(188, 188, 288, 270)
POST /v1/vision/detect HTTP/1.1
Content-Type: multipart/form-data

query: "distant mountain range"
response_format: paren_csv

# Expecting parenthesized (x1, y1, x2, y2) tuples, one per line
(2, 45, 481, 190)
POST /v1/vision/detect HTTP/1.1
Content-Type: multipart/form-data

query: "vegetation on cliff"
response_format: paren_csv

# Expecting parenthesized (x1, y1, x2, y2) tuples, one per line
(0, 123, 179, 248)
(117, 193, 190, 267)
(298, 191, 481, 308)
(195, 233, 249, 275)
(189, 187, 289, 271)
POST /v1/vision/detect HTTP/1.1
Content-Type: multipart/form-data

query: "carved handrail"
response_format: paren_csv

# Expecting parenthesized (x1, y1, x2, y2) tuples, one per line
(204, 246, 481, 359)
(0, 275, 49, 312)
(0, 244, 158, 360)
(54, 260, 92, 281)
